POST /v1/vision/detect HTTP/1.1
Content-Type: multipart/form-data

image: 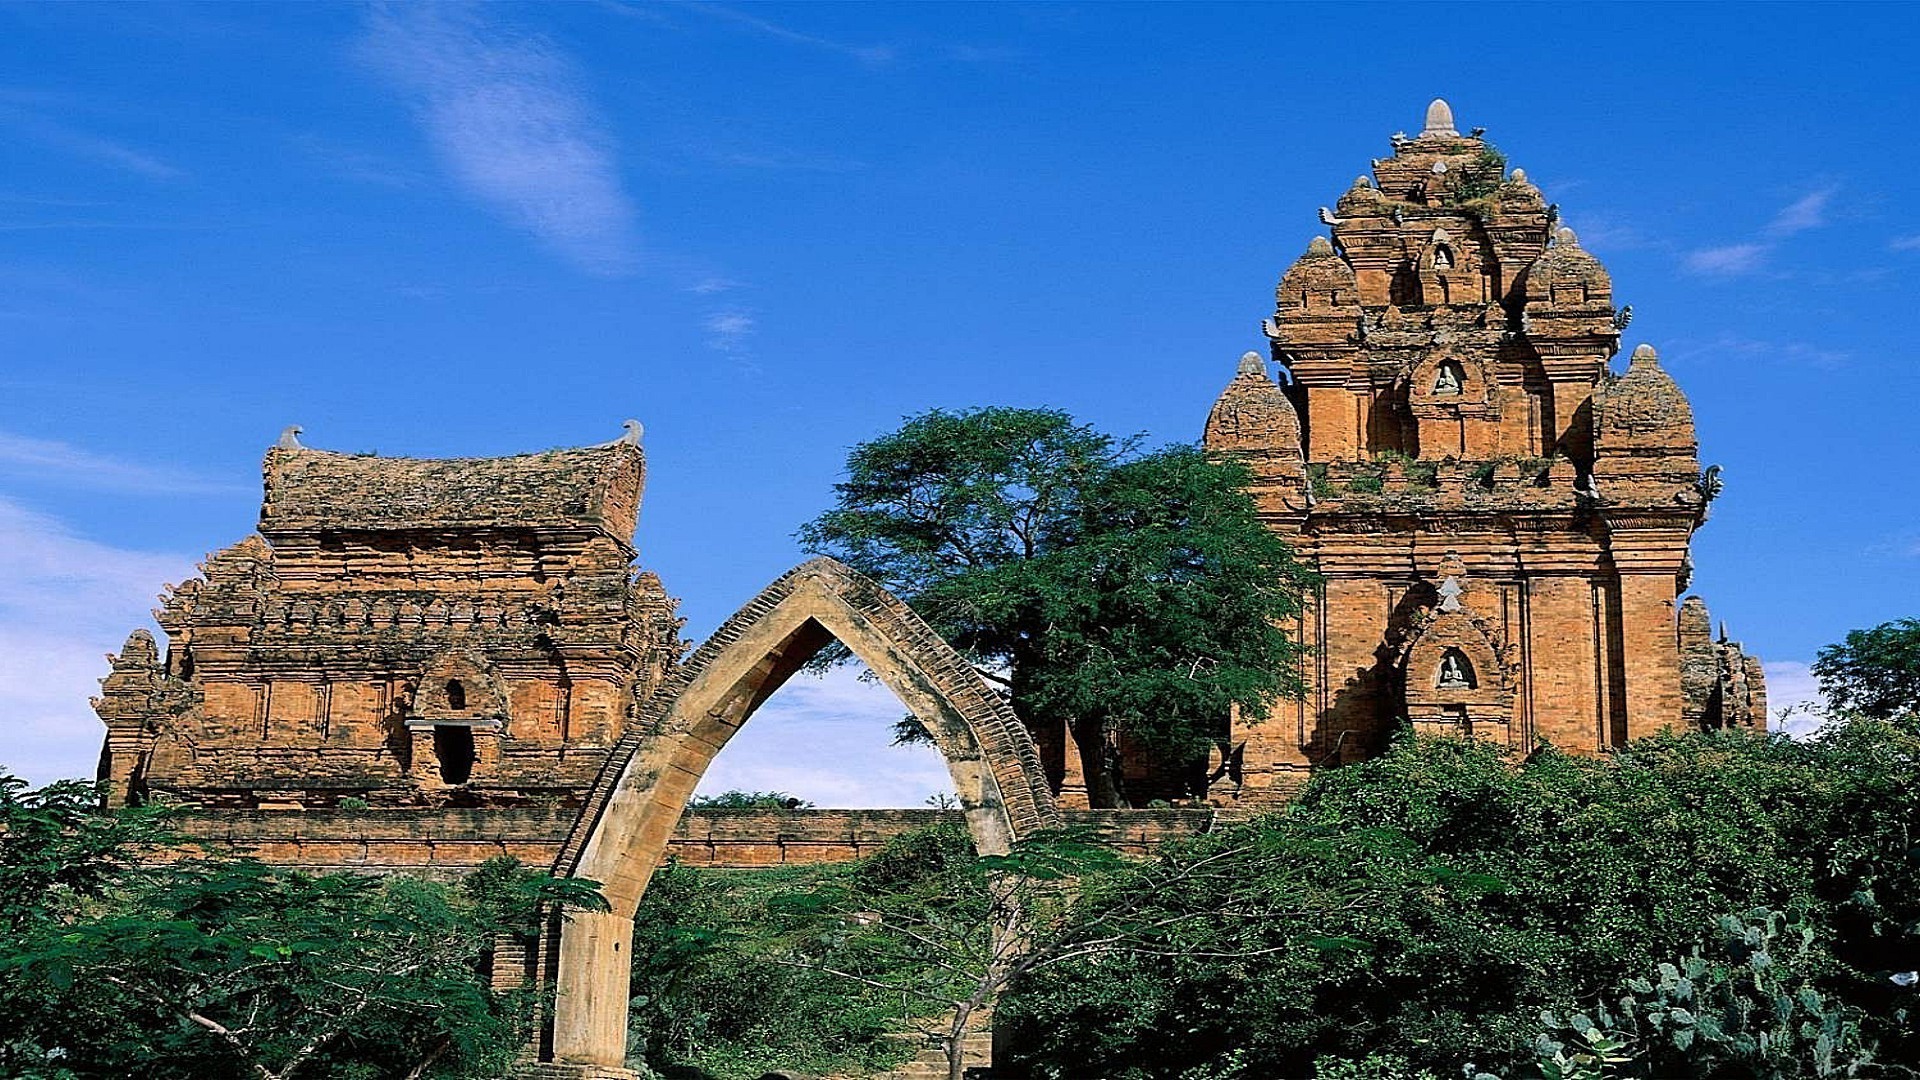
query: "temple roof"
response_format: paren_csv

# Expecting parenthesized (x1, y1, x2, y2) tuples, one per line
(259, 441, 646, 540)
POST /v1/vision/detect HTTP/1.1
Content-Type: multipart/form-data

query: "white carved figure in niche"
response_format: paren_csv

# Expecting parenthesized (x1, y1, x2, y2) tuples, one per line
(1438, 650, 1474, 689)
(1433, 244, 1454, 269)
(1433, 360, 1466, 396)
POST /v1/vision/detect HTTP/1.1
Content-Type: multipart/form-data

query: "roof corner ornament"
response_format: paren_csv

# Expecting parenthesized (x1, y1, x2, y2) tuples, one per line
(1262, 316, 1283, 341)
(275, 425, 304, 451)
(1318, 206, 1344, 227)
(1613, 304, 1634, 331)
(601, 419, 644, 448)
(1697, 464, 1724, 503)
(1390, 131, 1411, 151)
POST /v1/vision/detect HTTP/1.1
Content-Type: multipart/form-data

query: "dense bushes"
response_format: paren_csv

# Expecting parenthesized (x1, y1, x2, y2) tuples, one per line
(997, 720, 1920, 1078)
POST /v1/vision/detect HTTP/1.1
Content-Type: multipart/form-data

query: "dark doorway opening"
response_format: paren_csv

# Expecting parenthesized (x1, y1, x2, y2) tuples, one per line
(434, 725, 475, 785)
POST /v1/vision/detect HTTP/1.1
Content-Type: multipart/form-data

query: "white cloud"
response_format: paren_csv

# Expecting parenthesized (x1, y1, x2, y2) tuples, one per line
(1683, 243, 1769, 277)
(363, 5, 639, 276)
(688, 4, 896, 65)
(688, 276, 740, 295)
(0, 430, 246, 495)
(694, 666, 958, 808)
(1764, 660, 1829, 739)
(703, 309, 755, 354)
(0, 496, 196, 784)
(1891, 234, 1920, 252)
(1767, 186, 1835, 236)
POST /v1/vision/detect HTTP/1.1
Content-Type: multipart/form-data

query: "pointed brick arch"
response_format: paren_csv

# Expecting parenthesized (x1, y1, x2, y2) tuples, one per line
(542, 557, 1059, 1070)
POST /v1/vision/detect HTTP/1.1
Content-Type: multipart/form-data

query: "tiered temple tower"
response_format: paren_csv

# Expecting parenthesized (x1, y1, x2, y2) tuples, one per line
(1201, 100, 1765, 801)
(95, 429, 686, 864)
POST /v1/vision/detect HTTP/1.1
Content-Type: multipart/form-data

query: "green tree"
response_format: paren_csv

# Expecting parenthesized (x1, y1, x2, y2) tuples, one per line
(0, 773, 604, 1080)
(996, 724, 1920, 1079)
(798, 406, 1313, 805)
(1814, 616, 1920, 726)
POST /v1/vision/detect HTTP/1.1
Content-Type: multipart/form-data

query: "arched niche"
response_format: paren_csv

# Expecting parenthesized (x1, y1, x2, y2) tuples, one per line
(541, 558, 1059, 1069)
(1399, 606, 1515, 745)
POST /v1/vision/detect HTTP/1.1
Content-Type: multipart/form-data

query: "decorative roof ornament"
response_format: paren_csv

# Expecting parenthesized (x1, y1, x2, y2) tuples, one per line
(1510, 168, 1528, 183)
(1237, 351, 1266, 377)
(1613, 304, 1635, 331)
(600, 419, 644, 448)
(1436, 575, 1465, 614)
(275, 425, 303, 450)
(1630, 343, 1660, 367)
(1318, 206, 1344, 226)
(1423, 98, 1458, 137)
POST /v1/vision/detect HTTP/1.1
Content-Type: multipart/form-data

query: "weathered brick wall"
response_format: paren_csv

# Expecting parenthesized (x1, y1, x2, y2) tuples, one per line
(1201, 101, 1764, 796)
(163, 806, 1222, 876)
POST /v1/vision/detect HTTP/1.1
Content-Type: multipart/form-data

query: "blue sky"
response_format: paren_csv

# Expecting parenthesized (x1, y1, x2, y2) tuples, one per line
(2, 3, 1916, 798)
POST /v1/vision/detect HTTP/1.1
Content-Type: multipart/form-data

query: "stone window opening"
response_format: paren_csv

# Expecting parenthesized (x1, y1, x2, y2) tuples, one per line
(433, 724, 475, 785)
(446, 678, 467, 710)
(1437, 648, 1476, 689)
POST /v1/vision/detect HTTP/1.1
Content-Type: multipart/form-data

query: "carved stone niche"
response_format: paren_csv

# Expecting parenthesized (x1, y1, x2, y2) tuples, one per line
(407, 646, 509, 787)
(1397, 605, 1517, 746)
(1406, 349, 1499, 420)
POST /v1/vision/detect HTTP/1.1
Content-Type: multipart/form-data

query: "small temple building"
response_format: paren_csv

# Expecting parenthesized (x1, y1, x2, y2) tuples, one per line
(1198, 99, 1764, 801)
(95, 101, 1766, 855)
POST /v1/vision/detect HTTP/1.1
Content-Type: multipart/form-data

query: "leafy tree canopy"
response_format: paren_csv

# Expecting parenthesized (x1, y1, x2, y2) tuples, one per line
(1814, 616, 1920, 725)
(798, 407, 1314, 804)
(0, 771, 604, 1080)
(997, 718, 1920, 1079)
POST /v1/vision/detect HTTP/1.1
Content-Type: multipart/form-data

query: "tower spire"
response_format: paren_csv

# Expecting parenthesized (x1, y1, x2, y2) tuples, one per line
(1423, 98, 1457, 137)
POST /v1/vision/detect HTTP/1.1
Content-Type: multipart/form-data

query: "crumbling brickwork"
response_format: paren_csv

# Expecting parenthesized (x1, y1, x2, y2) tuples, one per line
(1201, 100, 1764, 801)
(95, 433, 687, 847)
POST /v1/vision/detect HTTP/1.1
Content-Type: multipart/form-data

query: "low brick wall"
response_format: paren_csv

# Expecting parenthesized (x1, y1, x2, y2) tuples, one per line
(168, 805, 1225, 876)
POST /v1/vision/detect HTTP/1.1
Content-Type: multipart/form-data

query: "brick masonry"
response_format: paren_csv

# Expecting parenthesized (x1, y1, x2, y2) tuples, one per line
(1200, 99, 1765, 802)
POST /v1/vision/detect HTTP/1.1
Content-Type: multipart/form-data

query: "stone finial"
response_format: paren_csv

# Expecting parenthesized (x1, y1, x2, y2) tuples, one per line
(1307, 236, 1335, 255)
(1237, 351, 1266, 377)
(1423, 98, 1458, 137)
(1554, 226, 1579, 247)
(1354, 175, 1372, 188)
(598, 419, 644, 448)
(1630, 343, 1659, 366)
(276, 425, 304, 451)
(1510, 168, 1527, 183)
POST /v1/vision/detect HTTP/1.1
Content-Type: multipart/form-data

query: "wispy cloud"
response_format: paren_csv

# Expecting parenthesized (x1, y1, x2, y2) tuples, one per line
(1683, 243, 1769, 277)
(362, 5, 639, 276)
(1683, 186, 1840, 278)
(1767, 185, 1836, 236)
(0, 431, 247, 495)
(688, 4, 896, 65)
(703, 308, 755, 354)
(694, 666, 957, 807)
(1891, 234, 1920, 252)
(0, 97, 185, 181)
(1667, 334, 1849, 370)
(0, 496, 195, 784)
(688, 275, 740, 295)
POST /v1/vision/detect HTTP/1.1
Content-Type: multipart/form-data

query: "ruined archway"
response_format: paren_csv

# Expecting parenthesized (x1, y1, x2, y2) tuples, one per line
(541, 557, 1060, 1069)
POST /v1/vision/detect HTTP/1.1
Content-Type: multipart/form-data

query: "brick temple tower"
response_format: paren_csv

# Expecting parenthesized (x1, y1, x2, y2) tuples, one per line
(95, 427, 686, 864)
(1202, 100, 1765, 800)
